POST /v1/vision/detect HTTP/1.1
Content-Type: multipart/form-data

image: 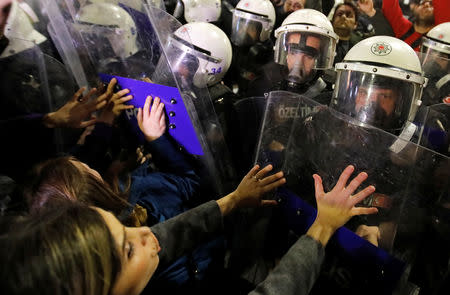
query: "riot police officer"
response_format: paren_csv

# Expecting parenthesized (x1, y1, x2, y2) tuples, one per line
(247, 8, 338, 104)
(224, 0, 276, 96)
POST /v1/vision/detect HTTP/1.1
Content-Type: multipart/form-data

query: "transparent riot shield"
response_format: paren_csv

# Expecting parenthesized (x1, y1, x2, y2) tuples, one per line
(418, 103, 450, 156)
(253, 91, 450, 294)
(0, 38, 76, 124)
(419, 51, 450, 106)
(43, 0, 162, 87)
(254, 91, 321, 173)
(0, 40, 78, 177)
(44, 0, 236, 193)
(143, 5, 237, 194)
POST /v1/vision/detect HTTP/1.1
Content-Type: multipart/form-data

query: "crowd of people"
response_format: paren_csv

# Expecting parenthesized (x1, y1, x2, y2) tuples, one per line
(0, 0, 449, 294)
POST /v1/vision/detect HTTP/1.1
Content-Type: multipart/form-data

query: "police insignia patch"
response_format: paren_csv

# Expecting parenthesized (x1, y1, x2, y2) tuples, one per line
(370, 42, 392, 56)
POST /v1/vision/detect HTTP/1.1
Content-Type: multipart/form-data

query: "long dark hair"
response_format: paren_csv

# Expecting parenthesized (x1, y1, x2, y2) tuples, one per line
(24, 156, 145, 225)
(0, 202, 121, 295)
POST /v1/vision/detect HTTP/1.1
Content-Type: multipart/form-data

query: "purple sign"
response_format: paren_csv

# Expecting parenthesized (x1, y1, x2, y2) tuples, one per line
(99, 74, 203, 155)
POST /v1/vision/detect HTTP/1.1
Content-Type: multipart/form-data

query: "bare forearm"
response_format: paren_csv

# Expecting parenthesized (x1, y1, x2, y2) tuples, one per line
(216, 192, 239, 216)
(306, 220, 335, 247)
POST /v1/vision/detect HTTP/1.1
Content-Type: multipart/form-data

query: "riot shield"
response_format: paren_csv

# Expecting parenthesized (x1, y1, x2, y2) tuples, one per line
(253, 91, 450, 294)
(145, 5, 237, 193)
(418, 103, 450, 156)
(44, 0, 236, 193)
(43, 0, 162, 86)
(254, 91, 321, 172)
(0, 39, 76, 124)
(419, 51, 450, 106)
(0, 40, 77, 178)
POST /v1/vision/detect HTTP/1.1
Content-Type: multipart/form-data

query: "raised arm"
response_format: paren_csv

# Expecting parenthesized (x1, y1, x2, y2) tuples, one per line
(433, 0, 450, 25)
(381, 0, 412, 38)
(137, 95, 194, 175)
(249, 165, 377, 295)
(152, 164, 285, 266)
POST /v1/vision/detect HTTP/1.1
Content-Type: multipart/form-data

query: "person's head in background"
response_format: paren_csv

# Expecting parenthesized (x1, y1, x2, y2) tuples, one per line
(0, 201, 160, 295)
(23, 156, 145, 226)
(409, 0, 421, 16)
(283, 0, 305, 13)
(413, 0, 434, 28)
(332, 2, 358, 41)
(274, 0, 305, 29)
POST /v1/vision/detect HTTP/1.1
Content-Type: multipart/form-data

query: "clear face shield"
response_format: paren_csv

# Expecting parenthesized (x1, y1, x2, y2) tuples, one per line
(73, 21, 138, 62)
(155, 34, 222, 88)
(420, 39, 450, 75)
(331, 65, 425, 133)
(274, 29, 337, 84)
(230, 9, 270, 46)
(146, 5, 237, 193)
(418, 49, 450, 105)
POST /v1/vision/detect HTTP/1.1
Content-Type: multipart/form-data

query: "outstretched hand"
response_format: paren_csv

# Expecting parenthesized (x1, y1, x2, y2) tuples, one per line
(217, 165, 286, 215)
(307, 165, 378, 246)
(43, 86, 108, 128)
(313, 165, 378, 231)
(97, 78, 134, 125)
(137, 96, 166, 142)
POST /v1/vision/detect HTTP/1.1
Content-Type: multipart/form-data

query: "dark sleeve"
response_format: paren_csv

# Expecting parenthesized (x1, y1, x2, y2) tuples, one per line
(0, 114, 55, 178)
(151, 200, 223, 268)
(369, 9, 395, 37)
(144, 134, 194, 176)
(71, 122, 113, 172)
(305, 0, 322, 12)
(248, 235, 325, 295)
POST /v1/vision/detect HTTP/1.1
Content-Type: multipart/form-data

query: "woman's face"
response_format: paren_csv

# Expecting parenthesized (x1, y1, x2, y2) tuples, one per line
(96, 207, 161, 295)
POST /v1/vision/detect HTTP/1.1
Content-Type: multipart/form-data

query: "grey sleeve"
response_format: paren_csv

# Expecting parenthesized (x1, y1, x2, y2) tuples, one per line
(151, 200, 224, 267)
(248, 235, 325, 295)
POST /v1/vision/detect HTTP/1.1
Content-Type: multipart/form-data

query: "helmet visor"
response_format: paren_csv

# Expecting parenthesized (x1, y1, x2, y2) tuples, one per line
(157, 35, 222, 87)
(74, 23, 134, 63)
(421, 36, 450, 56)
(230, 9, 269, 46)
(419, 51, 450, 105)
(275, 30, 336, 70)
(331, 70, 421, 132)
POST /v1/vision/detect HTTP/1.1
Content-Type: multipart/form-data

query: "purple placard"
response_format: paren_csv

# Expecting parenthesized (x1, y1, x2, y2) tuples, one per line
(99, 74, 203, 155)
